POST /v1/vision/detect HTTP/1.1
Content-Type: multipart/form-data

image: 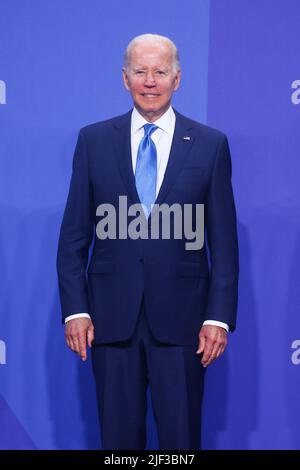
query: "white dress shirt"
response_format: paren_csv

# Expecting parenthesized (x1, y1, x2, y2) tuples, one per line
(65, 106, 229, 332)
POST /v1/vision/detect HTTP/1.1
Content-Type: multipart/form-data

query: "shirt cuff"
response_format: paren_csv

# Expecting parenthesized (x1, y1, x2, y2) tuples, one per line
(202, 320, 229, 332)
(65, 313, 91, 323)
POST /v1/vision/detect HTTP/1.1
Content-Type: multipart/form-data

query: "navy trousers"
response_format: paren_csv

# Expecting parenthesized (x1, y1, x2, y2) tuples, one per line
(91, 296, 206, 450)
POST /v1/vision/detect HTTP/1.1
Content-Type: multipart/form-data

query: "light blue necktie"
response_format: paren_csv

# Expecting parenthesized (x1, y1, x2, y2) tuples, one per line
(135, 123, 158, 217)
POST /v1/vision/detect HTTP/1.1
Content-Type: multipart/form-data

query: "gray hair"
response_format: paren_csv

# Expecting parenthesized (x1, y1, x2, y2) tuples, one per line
(123, 33, 181, 73)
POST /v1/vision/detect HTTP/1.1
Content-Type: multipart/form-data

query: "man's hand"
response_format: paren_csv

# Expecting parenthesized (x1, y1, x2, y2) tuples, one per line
(65, 318, 94, 361)
(196, 325, 227, 367)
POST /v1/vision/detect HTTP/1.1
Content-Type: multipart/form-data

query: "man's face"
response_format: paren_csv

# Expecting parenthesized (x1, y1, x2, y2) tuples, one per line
(122, 42, 181, 121)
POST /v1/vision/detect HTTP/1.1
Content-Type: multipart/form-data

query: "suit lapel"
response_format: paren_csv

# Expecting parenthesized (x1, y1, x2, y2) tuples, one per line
(112, 110, 141, 206)
(150, 111, 195, 219)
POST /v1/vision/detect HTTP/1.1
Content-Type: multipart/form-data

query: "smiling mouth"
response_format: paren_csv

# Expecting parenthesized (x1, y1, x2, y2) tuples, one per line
(141, 93, 160, 98)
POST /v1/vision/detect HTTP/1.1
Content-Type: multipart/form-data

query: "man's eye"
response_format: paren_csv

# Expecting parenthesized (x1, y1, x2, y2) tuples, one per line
(156, 71, 166, 75)
(136, 71, 145, 75)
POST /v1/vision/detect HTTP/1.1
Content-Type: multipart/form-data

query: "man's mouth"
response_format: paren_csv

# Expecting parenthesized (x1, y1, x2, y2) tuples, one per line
(141, 93, 160, 98)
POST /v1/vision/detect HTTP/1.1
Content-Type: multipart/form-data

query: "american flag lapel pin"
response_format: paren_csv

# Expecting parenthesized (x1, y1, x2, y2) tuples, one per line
(183, 136, 191, 141)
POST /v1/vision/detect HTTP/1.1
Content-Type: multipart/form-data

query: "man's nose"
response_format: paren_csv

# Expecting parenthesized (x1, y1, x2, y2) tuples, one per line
(144, 72, 156, 86)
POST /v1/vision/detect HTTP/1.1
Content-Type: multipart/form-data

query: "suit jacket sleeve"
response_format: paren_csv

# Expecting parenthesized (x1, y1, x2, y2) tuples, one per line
(56, 130, 94, 322)
(204, 135, 239, 331)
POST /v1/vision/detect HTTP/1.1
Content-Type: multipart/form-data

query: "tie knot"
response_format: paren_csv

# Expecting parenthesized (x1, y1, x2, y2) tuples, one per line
(143, 123, 158, 137)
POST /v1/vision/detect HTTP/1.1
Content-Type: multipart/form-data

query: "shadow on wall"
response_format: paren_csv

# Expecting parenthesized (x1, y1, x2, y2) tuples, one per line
(44, 209, 100, 450)
(0, 203, 36, 449)
(202, 221, 259, 450)
(15, 207, 100, 449)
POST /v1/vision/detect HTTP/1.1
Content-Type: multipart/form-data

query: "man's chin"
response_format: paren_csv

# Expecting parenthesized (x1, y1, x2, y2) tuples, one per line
(139, 103, 159, 112)
(135, 103, 169, 119)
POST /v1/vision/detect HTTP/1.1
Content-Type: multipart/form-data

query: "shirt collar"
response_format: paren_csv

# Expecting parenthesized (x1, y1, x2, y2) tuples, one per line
(131, 106, 175, 134)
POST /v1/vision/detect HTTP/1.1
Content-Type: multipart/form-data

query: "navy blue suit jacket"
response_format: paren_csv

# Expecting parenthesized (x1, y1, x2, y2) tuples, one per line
(57, 109, 239, 346)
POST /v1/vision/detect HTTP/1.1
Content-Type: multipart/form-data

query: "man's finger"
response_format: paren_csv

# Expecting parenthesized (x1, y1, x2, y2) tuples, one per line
(204, 342, 219, 366)
(66, 335, 76, 352)
(205, 332, 227, 365)
(196, 334, 206, 355)
(71, 336, 80, 354)
(201, 340, 214, 367)
(65, 336, 71, 349)
(87, 326, 94, 348)
(216, 343, 227, 358)
(78, 335, 87, 361)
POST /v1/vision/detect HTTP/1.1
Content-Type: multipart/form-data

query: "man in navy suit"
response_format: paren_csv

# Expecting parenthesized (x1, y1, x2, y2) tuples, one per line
(57, 33, 239, 450)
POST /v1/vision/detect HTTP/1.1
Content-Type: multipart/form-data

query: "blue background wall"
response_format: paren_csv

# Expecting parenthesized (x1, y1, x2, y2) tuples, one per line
(0, 0, 299, 449)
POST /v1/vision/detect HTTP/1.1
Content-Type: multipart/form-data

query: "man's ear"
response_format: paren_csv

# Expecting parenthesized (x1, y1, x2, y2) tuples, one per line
(173, 70, 181, 91)
(122, 68, 130, 91)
